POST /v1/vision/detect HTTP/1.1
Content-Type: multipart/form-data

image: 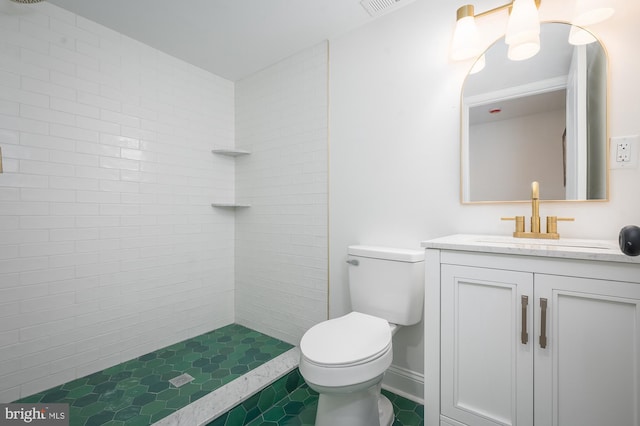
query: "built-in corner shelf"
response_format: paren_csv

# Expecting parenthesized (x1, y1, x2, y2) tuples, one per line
(211, 148, 251, 208)
(211, 203, 250, 208)
(211, 148, 250, 157)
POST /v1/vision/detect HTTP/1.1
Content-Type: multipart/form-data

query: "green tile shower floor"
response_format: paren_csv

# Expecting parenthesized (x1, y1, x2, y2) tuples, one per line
(16, 324, 292, 425)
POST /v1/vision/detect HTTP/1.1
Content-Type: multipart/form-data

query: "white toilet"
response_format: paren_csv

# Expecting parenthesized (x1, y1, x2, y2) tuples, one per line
(299, 245, 425, 426)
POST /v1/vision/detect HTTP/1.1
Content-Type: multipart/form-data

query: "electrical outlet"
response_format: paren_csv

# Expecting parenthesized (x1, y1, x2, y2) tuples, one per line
(616, 141, 630, 162)
(611, 136, 638, 169)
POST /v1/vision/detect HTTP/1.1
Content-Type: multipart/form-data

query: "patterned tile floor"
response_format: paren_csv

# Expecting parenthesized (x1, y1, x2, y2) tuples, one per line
(15, 325, 424, 426)
(210, 369, 424, 426)
(16, 324, 293, 426)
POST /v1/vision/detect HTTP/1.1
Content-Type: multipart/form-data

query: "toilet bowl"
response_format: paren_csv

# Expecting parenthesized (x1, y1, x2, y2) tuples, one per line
(300, 312, 396, 426)
(299, 245, 425, 426)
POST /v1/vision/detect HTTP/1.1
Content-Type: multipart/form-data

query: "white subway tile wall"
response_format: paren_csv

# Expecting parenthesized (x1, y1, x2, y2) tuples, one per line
(234, 42, 329, 344)
(0, 4, 236, 401)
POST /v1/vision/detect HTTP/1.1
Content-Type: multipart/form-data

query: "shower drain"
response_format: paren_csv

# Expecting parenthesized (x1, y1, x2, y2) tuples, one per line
(169, 373, 195, 388)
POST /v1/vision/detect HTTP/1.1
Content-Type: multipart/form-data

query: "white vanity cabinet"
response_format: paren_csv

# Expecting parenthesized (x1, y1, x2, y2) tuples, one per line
(534, 273, 640, 426)
(441, 264, 534, 426)
(423, 235, 640, 426)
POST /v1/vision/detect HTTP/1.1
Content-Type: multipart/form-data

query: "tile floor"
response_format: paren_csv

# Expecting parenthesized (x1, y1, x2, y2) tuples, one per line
(15, 324, 425, 425)
(16, 324, 292, 425)
(210, 369, 424, 426)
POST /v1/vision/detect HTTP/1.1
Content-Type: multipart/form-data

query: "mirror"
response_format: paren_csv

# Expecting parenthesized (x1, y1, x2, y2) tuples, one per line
(461, 22, 608, 203)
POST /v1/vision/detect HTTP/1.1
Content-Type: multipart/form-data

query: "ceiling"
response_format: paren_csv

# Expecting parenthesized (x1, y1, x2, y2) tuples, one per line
(44, 0, 412, 81)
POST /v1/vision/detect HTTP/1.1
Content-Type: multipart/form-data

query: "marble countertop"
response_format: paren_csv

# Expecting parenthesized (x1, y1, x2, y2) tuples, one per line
(421, 234, 640, 265)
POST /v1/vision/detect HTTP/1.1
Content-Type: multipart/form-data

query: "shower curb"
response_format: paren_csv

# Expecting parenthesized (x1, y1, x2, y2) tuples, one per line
(153, 347, 300, 426)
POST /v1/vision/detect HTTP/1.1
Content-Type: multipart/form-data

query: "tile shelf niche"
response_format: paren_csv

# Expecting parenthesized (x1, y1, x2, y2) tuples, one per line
(211, 147, 251, 208)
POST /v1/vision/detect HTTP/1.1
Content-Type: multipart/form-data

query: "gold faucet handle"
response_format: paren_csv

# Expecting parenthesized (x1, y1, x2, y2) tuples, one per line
(502, 216, 525, 233)
(546, 216, 575, 234)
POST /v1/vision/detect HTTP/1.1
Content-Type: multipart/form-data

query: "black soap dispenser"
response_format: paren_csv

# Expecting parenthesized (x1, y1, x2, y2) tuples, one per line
(619, 225, 640, 256)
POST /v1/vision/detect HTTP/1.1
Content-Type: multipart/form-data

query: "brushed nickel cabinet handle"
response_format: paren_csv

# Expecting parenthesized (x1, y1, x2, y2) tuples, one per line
(521, 295, 529, 345)
(539, 298, 548, 349)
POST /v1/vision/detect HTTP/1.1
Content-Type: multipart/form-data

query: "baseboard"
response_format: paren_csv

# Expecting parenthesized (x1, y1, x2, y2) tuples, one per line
(382, 364, 424, 404)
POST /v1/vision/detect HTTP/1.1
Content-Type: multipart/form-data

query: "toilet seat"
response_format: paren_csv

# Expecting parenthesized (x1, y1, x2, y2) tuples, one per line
(299, 312, 393, 387)
(301, 312, 391, 366)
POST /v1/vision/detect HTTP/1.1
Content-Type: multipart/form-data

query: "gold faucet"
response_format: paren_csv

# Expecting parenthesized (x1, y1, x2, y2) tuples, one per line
(502, 181, 574, 240)
(531, 181, 540, 233)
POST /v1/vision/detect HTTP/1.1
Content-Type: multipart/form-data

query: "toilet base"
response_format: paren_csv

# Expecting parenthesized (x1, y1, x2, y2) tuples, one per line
(378, 394, 394, 426)
(313, 380, 394, 426)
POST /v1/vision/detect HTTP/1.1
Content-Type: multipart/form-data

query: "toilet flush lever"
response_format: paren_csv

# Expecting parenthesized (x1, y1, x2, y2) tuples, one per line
(346, 259, 359, 266)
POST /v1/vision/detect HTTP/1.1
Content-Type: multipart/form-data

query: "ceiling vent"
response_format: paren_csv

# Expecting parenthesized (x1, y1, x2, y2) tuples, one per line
(360, 0, 415, 17)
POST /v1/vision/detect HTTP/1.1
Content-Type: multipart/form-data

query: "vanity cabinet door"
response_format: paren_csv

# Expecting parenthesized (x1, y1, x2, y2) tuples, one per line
(441, 265, 534, 426)
(534, 274, 640, 426)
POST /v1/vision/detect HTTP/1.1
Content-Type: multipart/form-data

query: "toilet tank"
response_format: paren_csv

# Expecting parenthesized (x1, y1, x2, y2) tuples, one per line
(347, 245, 425, 326)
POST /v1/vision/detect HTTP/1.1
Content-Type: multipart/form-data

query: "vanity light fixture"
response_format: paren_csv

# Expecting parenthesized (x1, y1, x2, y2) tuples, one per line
(568, 0, 613, 45)
(505, 0, 540, 61)
(571, 0, 614, 26)
(451, 0, 541, 62)
(451, 0, 614, 62)
(451, 5, 481, 61)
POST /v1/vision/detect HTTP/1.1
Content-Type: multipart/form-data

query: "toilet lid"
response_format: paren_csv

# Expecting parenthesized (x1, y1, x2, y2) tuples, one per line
(300, 312, 392, 366)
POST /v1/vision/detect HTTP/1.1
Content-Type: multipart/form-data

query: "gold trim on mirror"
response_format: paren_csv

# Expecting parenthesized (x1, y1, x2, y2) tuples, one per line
(459, 21, 610, 204)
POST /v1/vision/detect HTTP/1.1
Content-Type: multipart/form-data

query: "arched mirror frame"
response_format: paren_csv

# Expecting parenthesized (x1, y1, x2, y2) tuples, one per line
(460, 21, 610, 204)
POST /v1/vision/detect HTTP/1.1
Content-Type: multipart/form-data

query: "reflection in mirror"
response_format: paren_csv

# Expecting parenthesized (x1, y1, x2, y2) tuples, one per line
(461, 22, 608, 203)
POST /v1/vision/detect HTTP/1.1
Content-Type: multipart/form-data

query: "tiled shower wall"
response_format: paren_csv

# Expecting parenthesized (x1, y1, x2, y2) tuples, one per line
(0, 4, 235, 401)
(234, 42, 329, 345)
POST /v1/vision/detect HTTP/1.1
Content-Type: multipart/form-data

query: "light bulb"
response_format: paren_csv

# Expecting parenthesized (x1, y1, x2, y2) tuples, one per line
(505, 0, 540, 47)
(451, 5, 482, 61)
(572, 0, 614, 26)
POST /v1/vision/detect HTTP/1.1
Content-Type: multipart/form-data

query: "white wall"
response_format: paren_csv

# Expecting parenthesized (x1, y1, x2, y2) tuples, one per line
(0, 3, 235, 402)
(329, 0, 640, 400)
(234, 42, 329, 345)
